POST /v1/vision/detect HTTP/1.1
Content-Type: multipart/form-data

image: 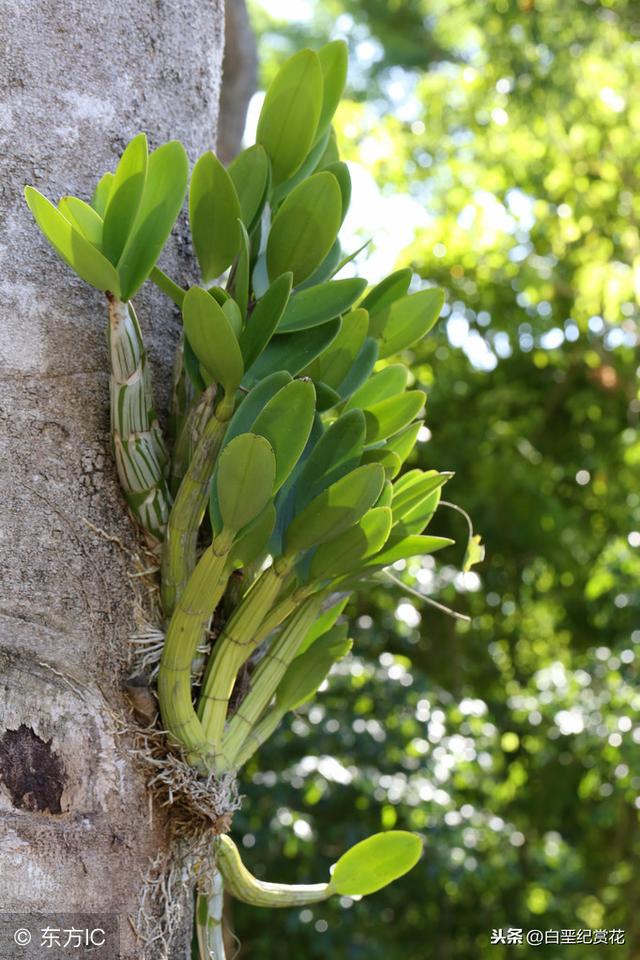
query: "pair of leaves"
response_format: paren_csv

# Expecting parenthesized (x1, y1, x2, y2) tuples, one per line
(26, 133, 188, 301)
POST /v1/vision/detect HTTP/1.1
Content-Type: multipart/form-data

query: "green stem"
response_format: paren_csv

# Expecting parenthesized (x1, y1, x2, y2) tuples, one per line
(221, 596, 322, 765)
(197, 560, 293, 763)
(170, 383, 217, 497)
(107, 295, 171, 544)
(196, 870, 226, 960)
(150, 265, 186, 308)
(157, 536, 232, 759)
(216, 835, 331, 908)
(161, 399, 234, 618)
(232, 709, 283, 768)
(169, 336, 196, 445)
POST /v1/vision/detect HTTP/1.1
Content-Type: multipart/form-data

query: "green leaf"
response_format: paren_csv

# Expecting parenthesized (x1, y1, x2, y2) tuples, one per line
(322, 161, 351, 223)
(298, 238, 342, 290)
(182, 286, 244, 394)
(297, 595, 350, 655)
(315, 382, 342, 411)
(227, 504, 277, 568)
(244, 318, 341, 385)
(336, 336, 379, 399)
(365, 391, 426, 443)
(277, 278, 367, 333)
(391, 470, 451, 519)
(392, 488, 442, 537)
(190, 151, 242, 283)
(385, 422, 421, 464)
(252, 379, 316, 491)
(58, 196, 103, 247)
(257, 48, 323, 185)
(304, 308, 369, 389)
(25, 186, 121, 295)
(270, 127, 331, 208)
(276, 624, 351, 711)
(230, 220, 250, 319)
(228, 144, 270, 232)
(316, 40, 348, 138)
(285, 464, 385, 554)
(267, 172, 342, 286)
(361, 268, 412, 336)
(366, 534, 454, 568)
(378, 288, 444, 359)
(239, 272, 293, 368)
(102, 132, 148, 265)
(224, 373, 291, 445)
(117, 140, 188, 300)
(216, 434, 276, 532)
(296, 409, 366, 512)
(361, 448, 402, 479)
(345, 364, 409, 412)
(310, 507, 392, 582)
(464, 533, 485, 572)
(315, 126, 340, 169)
(91, 172, 114, 217)
(376, 480, 393, 509)
(330, 832, 423, 897)
(182, 336, 206, 392)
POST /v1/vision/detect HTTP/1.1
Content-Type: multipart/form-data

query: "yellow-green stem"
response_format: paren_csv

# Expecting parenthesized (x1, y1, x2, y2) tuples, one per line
(157, 536, 232, 758)
(216, 835, 331, 908)
(161, 399, 234, 617)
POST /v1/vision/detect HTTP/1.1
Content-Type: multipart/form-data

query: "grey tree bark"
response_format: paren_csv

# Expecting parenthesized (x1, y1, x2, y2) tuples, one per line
(0, 2, 224, 957)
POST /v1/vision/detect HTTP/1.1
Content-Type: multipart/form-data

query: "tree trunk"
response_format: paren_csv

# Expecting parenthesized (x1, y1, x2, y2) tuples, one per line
(0, 2, 224, 957)
(217, 0, 258, 163)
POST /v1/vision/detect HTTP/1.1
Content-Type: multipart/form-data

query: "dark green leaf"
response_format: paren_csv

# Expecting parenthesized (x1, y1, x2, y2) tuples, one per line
(182, 285, 243, 394)
(239, 272, 293, 368)
(303, 308, 369, 388)
(322, 161, 351, 223)
(278, 278, 367, 333)
(276, 624, 351, 711)
(310, 507, 392, 582)
(216, 434, 276, 532)
(336, 337, 379, 399)
(296, 408, 366, 512)
(244, 318, 341, 385)
(361, 268, 412, 337)
(252, 379, 316, 491)
(228, 144, 270, 232)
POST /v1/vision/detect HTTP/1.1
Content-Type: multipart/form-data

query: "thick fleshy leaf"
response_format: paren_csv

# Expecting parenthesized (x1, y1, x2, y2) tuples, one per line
(227, 504, 277, 568)
(239, 273, 293, 368)
(304, 308, 369, 389)
(366, 534, 453, 568)
(392, 470, 451, 520)
(361, 448, 402, 479)
(183, 336, 206, 392)
(224, 371, 292, 447)
(102, 132, 148, 265)
(316, 40, 348, 138)
(361, 268, 412, 336)
(267, 172, 342, 286)
(244, 318, 341, 385)
(190, 151, 242, 282)
(216, 434, 276, 532)
(25, 187, 121, 294)
(257, 49, 323, 185)
(58, 196, 103, 247)
(345, 364, 409, 412)
(270, 127, 331, 207)
(298, 239, 342, 290)
(376, 480, 393, 509)
(277, 278, 367, 333)
(330, 832, 423, 897)
(385, 422, 421, 464)
(323, 161, 351, 223)
(315, 126, 340, 169)
(222, 297, 242, 338)
(228, 144, 270, 232)
(378, 288, 444, 359)
(285, 464, 385, 554)
(230, 220, 250, 319)
(315, 382, 342, 411)
(392, 488, 442, 537)
(310, 507, 392, 582)
(336, 337, 379, 399)
(297, 595, 350, 655)
(252, 379, 316, 491)
(276, 624, 351, 711)
(364, 391, 426, 443)
(182, 286, 243, 394)
(91, 172, 114, 217)
(117, 140, 189, 300)
(296, 409, 366, 512)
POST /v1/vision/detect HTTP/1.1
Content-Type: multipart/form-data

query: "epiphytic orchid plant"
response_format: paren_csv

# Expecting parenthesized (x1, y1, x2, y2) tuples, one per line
(25, 42, 482, 960)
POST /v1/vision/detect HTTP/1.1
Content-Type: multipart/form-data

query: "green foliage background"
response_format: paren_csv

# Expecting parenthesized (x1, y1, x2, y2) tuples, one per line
(233, 2, 640, 955)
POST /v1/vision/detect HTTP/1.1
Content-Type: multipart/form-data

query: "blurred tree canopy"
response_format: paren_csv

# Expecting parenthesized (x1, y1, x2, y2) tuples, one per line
(235, 2, 640, 957)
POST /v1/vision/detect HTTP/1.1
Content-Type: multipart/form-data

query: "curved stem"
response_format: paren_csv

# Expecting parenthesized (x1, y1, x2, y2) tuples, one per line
(216, 836, 331, 908)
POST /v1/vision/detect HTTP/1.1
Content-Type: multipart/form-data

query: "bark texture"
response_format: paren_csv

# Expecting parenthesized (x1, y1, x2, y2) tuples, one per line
(217, 0, 258, 163)
(0, 1, 224, 956)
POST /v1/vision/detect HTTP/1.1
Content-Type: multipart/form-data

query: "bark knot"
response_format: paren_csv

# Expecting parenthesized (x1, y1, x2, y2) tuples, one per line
(0, 724, 65, 814)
